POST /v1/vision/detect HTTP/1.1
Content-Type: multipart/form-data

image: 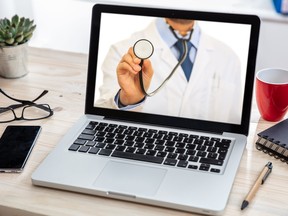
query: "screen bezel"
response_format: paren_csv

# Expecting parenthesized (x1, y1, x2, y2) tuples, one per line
(85, 4, 260, 135)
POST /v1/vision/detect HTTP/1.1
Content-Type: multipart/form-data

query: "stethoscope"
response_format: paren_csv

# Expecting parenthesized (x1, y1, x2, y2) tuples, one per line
(133, 26, 193, 97)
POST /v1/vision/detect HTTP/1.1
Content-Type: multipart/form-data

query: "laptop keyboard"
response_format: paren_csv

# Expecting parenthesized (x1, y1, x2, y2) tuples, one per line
(68, 121, 233, 174)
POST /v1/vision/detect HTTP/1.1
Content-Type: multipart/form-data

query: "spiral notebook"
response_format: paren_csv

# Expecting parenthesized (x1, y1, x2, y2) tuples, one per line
(256, 118, 288, 164)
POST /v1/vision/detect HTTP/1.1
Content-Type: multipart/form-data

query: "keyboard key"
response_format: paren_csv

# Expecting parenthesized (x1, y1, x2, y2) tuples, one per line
(196, 151, 207, 157)
(175, 142, 185, 148)
(105, 144, 116, 150)
(168, 131, 178, 136)
(173, 136, 183, 142)
(146, 150, 157, 156)
(135, 148, 146, 154)
(135, 137, 145, 142)
(82, 129, 96, 135)
(155, 140, 165, 145)
(115, 145, 126, 152)
(78, 134, 94, 141)
(86, 141, 96, 147)
(88, 147, 100, 154)
(98, 149, 112, 156)
(210, 168, 221, 173)
(200, 136, 210, 140)
(164, 158, 177, 166)
(165, 141, 175, 147)
(78, 146, 90, 153)
(125, 147, 136, 153)
(186, 144, 196, 150)
(199, 163, 210, 171)
(194, 139, 204, 145)
(204, 140, 214, 146)
(199, 158, 223, 166)
(156, 151, 167, 158)
(175, 148, 186, 154)
(207, 152, 218, 159)
(186, 149, 196, 155)
(144, 144, 155, 150)
(134, 143, 144, 148)
(104, 138, 114, 143)
(164, 146, 175, 153)
(222, 139, 232, 144)
(155, 145, 165, 151)
(145, 138, 155, 144)
(188, 165, 198, 169)
(215, 142, 230, 149)
(167, 153, 177, 159)
(189, 135, 199, 139)
(183, 138, 193, 143)
(196, 145, 206, 151)
(105, 132, 116, 138)
(153, 133, 163, 139)
(188, 155, 199, 162)
(112, 151, 164, 164)
(96, 142, 106, 148)
(207, 146, 217, 153)
(124, 141, 134, 147)
(95, 137, 105, 142)
(218, 153, 227, 161)
(177, 160, 188, 168)
(74, 139, 86, 145)
(177, 154, 188, 161)
(114, 139, 125, 145)
(69, 144, 80, 151)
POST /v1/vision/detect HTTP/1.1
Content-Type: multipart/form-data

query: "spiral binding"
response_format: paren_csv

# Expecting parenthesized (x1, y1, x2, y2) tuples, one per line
(256, 137, 288, 164)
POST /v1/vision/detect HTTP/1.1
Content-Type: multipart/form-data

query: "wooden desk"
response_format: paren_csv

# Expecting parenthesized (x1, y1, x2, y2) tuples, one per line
(0, 47, 287, 216)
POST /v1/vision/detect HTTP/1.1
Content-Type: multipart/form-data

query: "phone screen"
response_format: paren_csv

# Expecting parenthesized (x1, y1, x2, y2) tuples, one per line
(0, 125, 41, 172)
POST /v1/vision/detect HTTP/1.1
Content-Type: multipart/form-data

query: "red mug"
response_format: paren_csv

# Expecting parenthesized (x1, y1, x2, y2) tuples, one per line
(256, 68, 288, 121)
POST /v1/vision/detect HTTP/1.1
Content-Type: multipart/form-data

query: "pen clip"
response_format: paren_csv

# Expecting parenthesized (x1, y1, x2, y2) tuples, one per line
(261, 162, 273, 184)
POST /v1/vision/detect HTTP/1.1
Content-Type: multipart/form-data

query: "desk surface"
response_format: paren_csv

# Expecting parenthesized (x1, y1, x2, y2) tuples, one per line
(0, 47, 287, 216)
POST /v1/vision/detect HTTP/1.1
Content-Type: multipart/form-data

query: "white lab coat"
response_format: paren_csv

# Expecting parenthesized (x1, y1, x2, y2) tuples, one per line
(96, 19, 242, 124)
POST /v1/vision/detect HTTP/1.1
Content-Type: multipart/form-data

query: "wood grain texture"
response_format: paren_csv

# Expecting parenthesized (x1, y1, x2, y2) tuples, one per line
(0, 47, 287, 216)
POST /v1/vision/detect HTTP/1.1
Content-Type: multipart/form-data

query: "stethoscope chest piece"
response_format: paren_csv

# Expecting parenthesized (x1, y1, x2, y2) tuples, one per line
(133, 39, 154, 60)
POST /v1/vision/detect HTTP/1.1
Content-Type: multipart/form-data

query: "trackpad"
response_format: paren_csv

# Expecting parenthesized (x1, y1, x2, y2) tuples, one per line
(93, 161, 167, 197)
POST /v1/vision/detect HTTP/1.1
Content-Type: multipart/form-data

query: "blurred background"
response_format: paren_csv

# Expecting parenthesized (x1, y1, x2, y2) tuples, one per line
(1, 0, 288, 71)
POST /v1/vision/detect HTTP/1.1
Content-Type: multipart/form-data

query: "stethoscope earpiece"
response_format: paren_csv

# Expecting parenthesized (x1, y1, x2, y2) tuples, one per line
(133, 39, 154, 60)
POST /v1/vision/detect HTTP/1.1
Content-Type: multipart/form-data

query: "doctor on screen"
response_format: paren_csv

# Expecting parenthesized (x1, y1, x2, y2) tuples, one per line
(96, 18, 242, 124)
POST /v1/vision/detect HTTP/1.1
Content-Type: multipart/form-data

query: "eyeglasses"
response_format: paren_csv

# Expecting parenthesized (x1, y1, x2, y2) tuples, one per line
(0, 89, 53, 123)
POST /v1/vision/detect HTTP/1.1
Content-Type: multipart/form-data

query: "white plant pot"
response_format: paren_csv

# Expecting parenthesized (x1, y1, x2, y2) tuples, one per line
(0, 43, 29, 78)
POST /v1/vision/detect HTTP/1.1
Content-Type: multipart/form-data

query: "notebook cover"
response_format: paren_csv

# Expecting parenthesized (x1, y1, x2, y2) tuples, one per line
(258, 118, 288, 146)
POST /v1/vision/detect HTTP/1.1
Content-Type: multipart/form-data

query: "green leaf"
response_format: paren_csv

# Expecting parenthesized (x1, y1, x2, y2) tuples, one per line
(24, 33, 33, 41)
(12, 15, 19, 25)
(5, 38, 14, 45)
(19, 17, 25, 27)
(10, 27, 16, 37)
(5, 32, 13, 39)
(15, 34, 24, 43)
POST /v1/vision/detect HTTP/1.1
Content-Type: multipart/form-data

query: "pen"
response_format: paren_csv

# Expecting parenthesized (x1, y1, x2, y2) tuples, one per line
(241, 161, 273, 210)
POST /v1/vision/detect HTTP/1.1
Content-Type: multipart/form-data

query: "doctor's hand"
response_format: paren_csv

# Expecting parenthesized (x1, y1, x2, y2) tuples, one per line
(116, 47, 154, 106)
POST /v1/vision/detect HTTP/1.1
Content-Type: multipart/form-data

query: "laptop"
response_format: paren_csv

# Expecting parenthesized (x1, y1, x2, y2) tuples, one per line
(32, 3, 260, 215)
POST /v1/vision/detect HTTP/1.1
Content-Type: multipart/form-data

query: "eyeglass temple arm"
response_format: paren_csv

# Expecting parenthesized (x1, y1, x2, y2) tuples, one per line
(0, 89, 48, 104)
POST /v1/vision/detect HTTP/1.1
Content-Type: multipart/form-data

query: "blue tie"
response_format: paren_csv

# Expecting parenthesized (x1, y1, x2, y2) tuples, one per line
(175, 40, 193, 80)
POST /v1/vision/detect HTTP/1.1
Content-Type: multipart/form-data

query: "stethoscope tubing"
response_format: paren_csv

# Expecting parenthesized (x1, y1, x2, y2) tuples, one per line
(139, 40, 188, 97)
(139, 26, 193, 97)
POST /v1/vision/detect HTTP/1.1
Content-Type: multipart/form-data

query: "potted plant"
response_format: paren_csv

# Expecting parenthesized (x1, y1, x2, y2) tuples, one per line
(0, 15, 36, 78)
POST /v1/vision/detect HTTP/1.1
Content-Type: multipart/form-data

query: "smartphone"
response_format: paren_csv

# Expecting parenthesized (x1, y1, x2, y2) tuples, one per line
(0, 125, 41, 173)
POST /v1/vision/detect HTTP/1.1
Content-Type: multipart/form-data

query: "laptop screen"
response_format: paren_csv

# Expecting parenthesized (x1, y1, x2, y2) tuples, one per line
(86, 4, 260, 135)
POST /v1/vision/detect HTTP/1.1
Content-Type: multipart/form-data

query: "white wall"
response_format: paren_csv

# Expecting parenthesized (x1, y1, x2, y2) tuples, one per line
(1, 0, 288, 71)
